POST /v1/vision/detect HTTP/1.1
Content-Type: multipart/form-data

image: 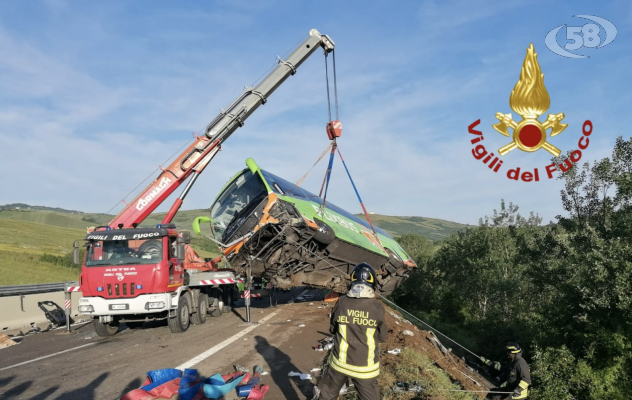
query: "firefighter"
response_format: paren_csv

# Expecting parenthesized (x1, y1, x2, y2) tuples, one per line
(315, 262, 387, 400)
(480, 342, 531, 400)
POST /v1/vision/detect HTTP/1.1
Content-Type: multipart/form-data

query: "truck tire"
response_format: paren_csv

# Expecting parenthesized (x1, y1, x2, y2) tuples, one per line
(222, 287, 233, 313)
(191, 293, 208, 325)
(93, 319, 119, 337)
(168, 295, 191, 333)
(210, 288, 223, 317)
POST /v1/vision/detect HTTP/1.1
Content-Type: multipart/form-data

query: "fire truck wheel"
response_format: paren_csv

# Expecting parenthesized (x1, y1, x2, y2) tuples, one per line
(168, 295, 191, 333)
(210, 288, 223, 317)
(93, 318, 119, 337)
(222, 287, 233, 313)
(191, 293, 208, 325)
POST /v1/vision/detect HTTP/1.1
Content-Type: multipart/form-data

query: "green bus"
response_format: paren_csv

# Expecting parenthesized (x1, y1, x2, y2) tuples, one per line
(194, 158, 415, 295)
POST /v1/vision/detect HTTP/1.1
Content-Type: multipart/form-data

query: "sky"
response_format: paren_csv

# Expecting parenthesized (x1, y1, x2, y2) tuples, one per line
(0, 0, 630, 225)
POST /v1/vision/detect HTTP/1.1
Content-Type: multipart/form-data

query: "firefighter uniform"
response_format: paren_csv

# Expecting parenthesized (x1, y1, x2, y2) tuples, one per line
(483, 343, 531, 400)
(317, 263, 387, 400)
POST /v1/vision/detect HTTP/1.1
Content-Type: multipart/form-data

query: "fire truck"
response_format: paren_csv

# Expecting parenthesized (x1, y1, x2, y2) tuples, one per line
(75, 29, 335, 336)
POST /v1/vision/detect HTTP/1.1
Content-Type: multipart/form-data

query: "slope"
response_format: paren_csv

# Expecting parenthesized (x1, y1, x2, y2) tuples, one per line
(0, 219, 85, 285)
(0, 208, 467, 242)
(0, 218, 220, 285)
(357, 214, 468, 242)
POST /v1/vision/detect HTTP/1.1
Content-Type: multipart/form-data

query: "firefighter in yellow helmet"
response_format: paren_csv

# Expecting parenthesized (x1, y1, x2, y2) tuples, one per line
(480, 342, 531, 399)
(315, 263, 387, 400)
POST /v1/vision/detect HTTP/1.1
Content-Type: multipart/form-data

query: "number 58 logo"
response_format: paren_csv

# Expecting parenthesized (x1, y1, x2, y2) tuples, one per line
(545, 15, 617, 58)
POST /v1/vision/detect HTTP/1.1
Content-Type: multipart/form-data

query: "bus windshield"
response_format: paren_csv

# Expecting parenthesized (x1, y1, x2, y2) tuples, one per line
(210, 170, 267, 241)
(85, 238, 164, 267)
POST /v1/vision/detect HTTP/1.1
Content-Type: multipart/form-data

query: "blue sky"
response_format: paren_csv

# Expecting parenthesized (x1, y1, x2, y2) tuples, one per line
(0, 0, 630, 225)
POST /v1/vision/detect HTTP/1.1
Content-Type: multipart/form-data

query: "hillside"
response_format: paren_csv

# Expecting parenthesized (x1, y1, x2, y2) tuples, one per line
(0, 216, 220, 286)
(0, 219, 86, 285)
(0, 207, 467, 241)
(357, 214, 468, 242)
(0, 207, 466, 285)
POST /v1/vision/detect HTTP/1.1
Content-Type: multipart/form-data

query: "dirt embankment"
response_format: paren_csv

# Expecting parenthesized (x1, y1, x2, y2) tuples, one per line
(310, 303, 492, 400)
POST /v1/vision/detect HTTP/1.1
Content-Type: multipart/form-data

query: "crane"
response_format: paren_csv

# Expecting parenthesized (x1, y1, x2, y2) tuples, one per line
(75, 29, 336, 336)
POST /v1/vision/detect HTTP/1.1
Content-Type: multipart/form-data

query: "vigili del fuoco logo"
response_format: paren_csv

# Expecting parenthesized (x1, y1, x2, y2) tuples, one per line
(468, 44, 593, 182)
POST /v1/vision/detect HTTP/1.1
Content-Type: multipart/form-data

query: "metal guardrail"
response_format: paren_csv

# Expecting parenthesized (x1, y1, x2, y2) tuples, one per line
(0, 282, 72, 297)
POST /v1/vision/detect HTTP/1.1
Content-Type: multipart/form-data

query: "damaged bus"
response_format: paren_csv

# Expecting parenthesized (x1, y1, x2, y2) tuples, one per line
(193, 158, 416, 295)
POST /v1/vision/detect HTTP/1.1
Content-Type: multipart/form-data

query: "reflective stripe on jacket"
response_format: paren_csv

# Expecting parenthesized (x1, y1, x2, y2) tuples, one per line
(485, 354, 531, 398)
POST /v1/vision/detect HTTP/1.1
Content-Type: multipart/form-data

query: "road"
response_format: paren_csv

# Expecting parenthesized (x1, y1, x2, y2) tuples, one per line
(0, 299, 331, 400)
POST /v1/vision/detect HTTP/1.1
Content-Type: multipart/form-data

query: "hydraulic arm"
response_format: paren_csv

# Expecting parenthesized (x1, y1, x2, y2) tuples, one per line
(108, 29, 335, 229)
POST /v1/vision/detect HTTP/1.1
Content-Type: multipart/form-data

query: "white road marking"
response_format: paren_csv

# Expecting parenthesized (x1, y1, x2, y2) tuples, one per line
(0, 343, 96, 372)
(175, 311, 280, 370)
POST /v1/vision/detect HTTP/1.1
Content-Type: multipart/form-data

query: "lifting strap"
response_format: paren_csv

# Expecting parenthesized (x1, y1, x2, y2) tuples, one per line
(294, 142, 332, 188)
(335, 146, 379, 239)
(318, 140, 337, 208)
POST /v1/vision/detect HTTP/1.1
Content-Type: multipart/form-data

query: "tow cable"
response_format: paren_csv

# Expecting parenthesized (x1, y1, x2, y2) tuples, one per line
(296, 48, 381, 242)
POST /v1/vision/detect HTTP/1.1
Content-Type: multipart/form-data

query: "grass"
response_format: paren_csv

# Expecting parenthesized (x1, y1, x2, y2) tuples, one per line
(378, 348, 476, 400)
(0, 217, 221, 285)
(0, 218, 85, 255)
(0, 249, 81, 285)
(1, 209, 468, 242)
(336, 348, 476, 400)
(0, 209, 464, 285)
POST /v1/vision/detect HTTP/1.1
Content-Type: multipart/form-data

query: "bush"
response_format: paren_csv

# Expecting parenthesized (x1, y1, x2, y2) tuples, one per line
(39, 249, 84, 270)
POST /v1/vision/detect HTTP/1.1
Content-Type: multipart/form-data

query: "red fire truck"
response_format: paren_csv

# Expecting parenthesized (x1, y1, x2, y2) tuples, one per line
(75, 29, 335, 336)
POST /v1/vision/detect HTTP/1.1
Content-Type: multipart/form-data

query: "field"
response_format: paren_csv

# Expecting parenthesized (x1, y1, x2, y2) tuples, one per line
(0, 215, 221, 285)
(0, 219, 86, 285)
(357, 214, 467, 242)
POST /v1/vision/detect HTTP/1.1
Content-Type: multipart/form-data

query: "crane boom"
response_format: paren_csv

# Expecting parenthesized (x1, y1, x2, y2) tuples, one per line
(108, 29, 335, 229)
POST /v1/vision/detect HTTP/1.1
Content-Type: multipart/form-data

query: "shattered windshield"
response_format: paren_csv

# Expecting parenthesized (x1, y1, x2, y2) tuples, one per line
(85, 238, 164, 266)
(210, 170, 267, 241)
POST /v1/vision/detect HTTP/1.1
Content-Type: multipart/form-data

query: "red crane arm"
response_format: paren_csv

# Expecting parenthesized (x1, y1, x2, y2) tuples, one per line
(109, 136, 220, 228)
(106, 29, 335, 229)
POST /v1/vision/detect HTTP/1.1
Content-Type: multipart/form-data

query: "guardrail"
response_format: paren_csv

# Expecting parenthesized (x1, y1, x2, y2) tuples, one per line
(0, 282, 82, 332)
(0, 282, 69, 297)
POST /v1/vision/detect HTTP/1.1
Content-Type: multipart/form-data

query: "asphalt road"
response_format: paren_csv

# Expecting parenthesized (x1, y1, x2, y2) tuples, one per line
(0, 299, 331, 400)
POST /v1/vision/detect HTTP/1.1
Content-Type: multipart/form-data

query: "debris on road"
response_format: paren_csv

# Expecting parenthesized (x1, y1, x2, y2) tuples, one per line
(298, 324, 306, 327)
(120, 365, 270, 400)
(313, 336, 334, 351)
(234, 365, 249, 373)
(288, 371, 312, 380)
(38, 300, 72, 328)
(0, 333, 18, 349)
